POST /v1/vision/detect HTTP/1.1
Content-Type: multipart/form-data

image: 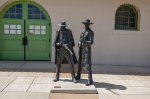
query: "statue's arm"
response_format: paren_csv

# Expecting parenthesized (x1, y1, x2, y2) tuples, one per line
(69, 30, 75, 46)
(54, 30, 62, 46)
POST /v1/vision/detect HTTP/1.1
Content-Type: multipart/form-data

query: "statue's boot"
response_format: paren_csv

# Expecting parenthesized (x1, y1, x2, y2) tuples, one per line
(86, 79, 93, 86)
(72, 76, 78, 83)
(70, 64, 78, 83)
(54, 73, 59, 82)
(54, 77, 59, 82)
(71, 72, 77, 83)
(75, 73, 81, 80)
(75, 64, 82, 80)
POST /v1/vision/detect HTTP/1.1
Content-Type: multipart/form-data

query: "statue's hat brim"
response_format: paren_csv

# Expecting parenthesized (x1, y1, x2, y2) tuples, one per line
(57, 22, 67, 27)
(82, 19, 94, 24)
(57, 24, 67, 27)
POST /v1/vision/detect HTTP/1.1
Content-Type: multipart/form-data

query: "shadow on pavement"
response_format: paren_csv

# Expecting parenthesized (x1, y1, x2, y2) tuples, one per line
(94, 82, 126, 90)
(0, 61, 150, 76)
(94, 81, 127, 95)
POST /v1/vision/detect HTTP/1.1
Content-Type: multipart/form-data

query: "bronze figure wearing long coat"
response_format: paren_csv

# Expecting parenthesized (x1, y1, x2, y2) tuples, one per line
(54, 22, 77, 83)
(76, 19, 94, 86)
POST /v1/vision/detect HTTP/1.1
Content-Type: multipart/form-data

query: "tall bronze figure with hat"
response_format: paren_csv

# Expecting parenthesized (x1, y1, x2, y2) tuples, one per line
(54, 22, 77, 83)
(76, 19, 94, 86)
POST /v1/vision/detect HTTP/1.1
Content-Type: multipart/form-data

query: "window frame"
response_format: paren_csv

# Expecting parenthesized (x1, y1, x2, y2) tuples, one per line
(115, 4, 139, 31)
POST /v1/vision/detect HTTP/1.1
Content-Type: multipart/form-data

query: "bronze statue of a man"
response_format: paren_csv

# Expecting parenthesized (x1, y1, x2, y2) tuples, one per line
(54, 22, 77, 83)
(76, 19, 94, 86)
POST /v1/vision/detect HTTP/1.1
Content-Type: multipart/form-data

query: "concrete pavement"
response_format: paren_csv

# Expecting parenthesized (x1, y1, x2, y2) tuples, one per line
(0, 61, 150, 99)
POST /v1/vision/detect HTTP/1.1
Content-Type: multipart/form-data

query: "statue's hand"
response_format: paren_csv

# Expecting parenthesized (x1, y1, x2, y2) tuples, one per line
(56, 42, 62, 46)
(83, 41, 91, 46)
(62, 44, 67, 47)
(78, 42, 81, 48)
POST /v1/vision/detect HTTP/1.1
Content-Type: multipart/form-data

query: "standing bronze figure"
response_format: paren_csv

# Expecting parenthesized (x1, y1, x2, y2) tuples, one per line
(76, 19, 94, 86)
(54, 22, 77, 83)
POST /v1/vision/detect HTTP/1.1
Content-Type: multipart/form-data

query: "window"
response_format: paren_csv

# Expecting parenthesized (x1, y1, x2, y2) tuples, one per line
(3, 3, 47, 20)
(29, 25, 46, 35)
(115, 4, 138, 30)
(4, 24, 22, 35)
(28, 4, 46, 20)
(3, 4, 22, 19)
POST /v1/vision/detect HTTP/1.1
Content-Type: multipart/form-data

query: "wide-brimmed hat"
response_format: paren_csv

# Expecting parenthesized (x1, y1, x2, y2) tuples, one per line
(58, 22, 67, 27)
(82, 19, 94, 24)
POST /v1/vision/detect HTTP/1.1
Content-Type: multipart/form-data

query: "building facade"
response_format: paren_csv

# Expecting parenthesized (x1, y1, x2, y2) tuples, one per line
(0, 0, 150, 66)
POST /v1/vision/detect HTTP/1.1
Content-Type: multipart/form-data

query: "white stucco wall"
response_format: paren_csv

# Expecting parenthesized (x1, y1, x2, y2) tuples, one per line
(0, 0, 150, 66)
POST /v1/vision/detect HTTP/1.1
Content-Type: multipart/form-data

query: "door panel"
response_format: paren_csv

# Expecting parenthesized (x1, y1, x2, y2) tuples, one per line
(25, 20, 50, 60)
(0, 19, 24, 60)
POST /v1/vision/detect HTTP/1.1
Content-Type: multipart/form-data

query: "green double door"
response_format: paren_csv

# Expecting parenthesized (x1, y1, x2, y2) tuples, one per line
(0, 19, 50, 60)
(0, 2, 51, 60)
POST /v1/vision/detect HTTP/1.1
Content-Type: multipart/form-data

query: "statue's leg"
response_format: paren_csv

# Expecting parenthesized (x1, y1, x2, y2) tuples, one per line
(65, 52, 77, 83)
(76, 48, 82, 80)
(86, 65, 93, 86)
(76, 55, 82, 80)
(54, 50, 62, 82)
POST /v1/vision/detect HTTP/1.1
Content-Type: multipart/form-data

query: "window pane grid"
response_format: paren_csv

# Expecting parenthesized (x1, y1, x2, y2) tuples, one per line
(3, 4, 22, 19)
(28, 4, 46, 20)
(4, 24, 22, 35)
(115, 4, 138, 30)
(29, 25, 46, 35)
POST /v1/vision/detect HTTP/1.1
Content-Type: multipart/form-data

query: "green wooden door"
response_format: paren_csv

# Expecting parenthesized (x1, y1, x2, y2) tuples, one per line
(25, 20, 50, 60)
(0, 1, 51, 60)
(0, 19, 24, 60)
